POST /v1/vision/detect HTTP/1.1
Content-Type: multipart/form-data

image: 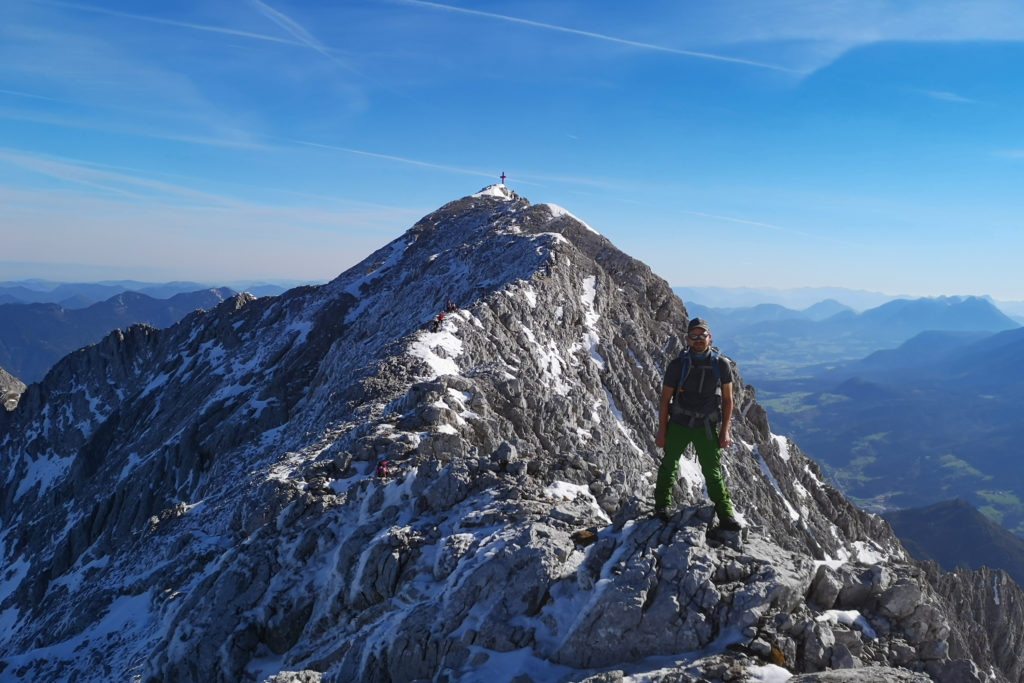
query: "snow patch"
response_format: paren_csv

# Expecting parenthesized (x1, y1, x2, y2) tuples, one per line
(16, 454, 72, 502)
(773, 434, 791, 461)
(521, 286, 537, 308)
(753, 447, 800, 522)
(744, 664, 793, 683)
(472, 184, 512, 199)
(544, 480, 611, 524)
(580, 276, 605, 369)
(541, 203, 599, 234)
(408, 329, 464, 379)
(604, 388, 644, 456)
(852, 540, 887, 565)
(817, 610, 878, 639)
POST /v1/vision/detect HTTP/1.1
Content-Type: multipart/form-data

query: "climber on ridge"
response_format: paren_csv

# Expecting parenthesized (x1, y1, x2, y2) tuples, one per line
(654, 317, 742, 531)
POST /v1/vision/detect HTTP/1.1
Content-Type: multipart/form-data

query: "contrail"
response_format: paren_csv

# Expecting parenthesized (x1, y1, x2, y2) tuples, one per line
(248, 0, 357, 72)
(38, 0, 302, 46)
(293, 140, 496, 179)
(398, 0, 797, 73)
(680, 209, 787, 232)
(679, 209, 858, 246)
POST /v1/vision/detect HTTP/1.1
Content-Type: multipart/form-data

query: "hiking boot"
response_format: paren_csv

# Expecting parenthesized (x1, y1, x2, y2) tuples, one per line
(718, 516, 742, 532)
(656, 507, 673, 522)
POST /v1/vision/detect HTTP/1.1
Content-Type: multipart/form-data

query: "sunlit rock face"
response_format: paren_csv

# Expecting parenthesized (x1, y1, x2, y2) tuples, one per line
(0, 185, 1017, 683)
(0, 366, 23, 410)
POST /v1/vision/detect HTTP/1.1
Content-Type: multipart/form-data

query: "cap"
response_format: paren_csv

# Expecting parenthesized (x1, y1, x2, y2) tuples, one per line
(687, 318, 710, 333)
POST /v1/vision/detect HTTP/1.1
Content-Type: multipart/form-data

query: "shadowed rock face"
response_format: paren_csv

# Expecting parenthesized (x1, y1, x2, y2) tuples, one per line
(0, 185, 1019, 682)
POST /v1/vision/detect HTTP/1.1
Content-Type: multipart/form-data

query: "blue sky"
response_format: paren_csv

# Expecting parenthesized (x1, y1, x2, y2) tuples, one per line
(4, 1, 1024, 299)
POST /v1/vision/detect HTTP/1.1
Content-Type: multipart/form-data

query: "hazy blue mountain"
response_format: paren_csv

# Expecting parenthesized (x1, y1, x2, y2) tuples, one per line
(815, 327, 1024, 388)
(820, 330, 978, 380)
(684, 299, 854, 336)
(885, 499, 1024, 586)
(684, 301, 810, 328)
(0, 288, 236, 383)
(848, 296, 1017, 336)
(697, 295, 1020, 380)
(673, 285, 898, 311)
(995, 298, 1024, 321)
(803, 298, 851, 320)
(0, 279, 307, 308)
(759, 324, 1024, 538)
(0, 280, 211, 308)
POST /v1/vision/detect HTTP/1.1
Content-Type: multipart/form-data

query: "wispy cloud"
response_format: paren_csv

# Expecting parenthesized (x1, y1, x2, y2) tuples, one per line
(397, 0, 797, 73)
(918, 89, 976, 104)
(0, 148, 246, 207)
(681, 209, 786, 232)
(0, 106, 270, 151)
(37, 0, 302, 47)
(247, 0, 358, 73)
(0, 147, 425, 222)
(0, 88, 63, 103)
(293, 139, 498, 180)
(678, 208, 857, 246)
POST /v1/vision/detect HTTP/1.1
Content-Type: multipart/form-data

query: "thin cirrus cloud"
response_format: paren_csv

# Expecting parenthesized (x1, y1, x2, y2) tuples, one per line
(246, 0, 359, 73)
(0, 105, 271, 152)
(0, 148, 248, 207)
(292, 139, 637, 191)
(0, 150, 420, 238)
(678, 209, 858, 246)
(294, 139, 498, 180)
(34, 0, 303, 47)
(918, 89, 977, 104)
(395, 0, 798, 73)
(40, 0, 359, 71)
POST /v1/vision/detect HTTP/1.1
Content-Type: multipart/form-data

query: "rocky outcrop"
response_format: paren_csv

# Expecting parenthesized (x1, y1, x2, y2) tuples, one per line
(0, 365, 23, 410)
(0, 185, 1018, 682)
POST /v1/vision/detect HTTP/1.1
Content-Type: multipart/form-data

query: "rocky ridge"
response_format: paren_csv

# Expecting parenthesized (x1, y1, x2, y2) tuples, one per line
(0, 185, 1021, 682)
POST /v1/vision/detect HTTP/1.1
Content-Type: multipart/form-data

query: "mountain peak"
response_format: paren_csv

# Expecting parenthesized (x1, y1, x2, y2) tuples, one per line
(471, 183, 517, 200)
(1, 187, 1021, 682)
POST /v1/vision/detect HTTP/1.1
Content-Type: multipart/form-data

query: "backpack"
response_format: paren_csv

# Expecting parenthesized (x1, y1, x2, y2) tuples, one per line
(675, 348, 721, 394)
(672, 349, 723, 437)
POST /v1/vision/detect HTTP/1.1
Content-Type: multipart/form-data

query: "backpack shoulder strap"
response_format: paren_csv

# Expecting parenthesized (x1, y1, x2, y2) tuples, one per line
(710, 350, 721, 385)
(675, 349, 691, 393)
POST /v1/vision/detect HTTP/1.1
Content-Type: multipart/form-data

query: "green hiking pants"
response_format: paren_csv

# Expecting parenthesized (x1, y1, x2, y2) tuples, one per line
(655, 423, 734, 519)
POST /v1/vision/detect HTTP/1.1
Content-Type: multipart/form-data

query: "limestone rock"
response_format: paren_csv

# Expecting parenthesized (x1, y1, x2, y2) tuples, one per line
(0, 185, 1018, 682)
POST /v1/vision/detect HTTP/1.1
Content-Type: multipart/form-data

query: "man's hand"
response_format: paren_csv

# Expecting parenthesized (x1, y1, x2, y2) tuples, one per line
(719, 430, 732, 448)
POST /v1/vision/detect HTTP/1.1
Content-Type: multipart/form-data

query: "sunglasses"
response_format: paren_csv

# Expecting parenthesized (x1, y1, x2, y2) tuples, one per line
(687, 332, 709, 341)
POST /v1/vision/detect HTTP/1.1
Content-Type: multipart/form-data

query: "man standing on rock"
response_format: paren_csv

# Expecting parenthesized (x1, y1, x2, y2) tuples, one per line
(655, 318, 742, 531)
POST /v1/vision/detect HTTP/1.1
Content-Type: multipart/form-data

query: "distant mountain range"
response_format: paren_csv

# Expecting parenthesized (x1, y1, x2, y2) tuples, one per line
(0, 279, 310, 309)
(674, 285, 1024, 323)
(673, 285, 900, 311)
(758, 323, 1024, 537)
(683, 290, 1024, 549)
(688, 294, 1015, 382)
(885, 499, 1024, 587)
(686, 295, 1019, 379)
(0, 288, 237, 383)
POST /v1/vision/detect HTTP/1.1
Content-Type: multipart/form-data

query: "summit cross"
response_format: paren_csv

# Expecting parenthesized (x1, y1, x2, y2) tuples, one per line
(500, 172, 506, 185)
